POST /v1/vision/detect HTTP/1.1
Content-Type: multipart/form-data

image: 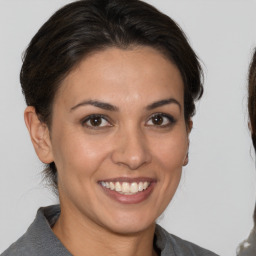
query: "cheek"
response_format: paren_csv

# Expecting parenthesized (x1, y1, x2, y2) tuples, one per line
(51, 129, 111, 180)
(149, 132, 188, 214)
(151, 132, 188, 170)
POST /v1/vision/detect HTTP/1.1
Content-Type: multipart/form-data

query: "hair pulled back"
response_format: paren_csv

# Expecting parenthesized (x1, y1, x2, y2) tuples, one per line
(247, 49, 256, 226)
(21, 0, 203, 190)
(248, 50, 256, 150)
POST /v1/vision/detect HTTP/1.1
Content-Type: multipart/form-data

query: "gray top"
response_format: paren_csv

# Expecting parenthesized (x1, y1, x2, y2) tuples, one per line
(1, 205, 219, 256)
(237, 228, 256, 256)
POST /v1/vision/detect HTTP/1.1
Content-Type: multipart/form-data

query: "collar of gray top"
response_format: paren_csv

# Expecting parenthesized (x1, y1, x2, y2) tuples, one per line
(1, 205, 219, 256)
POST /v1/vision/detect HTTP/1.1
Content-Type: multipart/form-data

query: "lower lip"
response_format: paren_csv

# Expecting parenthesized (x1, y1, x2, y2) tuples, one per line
(100, 183, 156, 204)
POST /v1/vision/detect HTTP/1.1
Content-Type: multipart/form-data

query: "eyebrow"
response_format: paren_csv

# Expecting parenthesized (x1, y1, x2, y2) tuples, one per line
(70, 97, 181, 112)
(70, 100, 119, 112)
(146, 98, 181, 111)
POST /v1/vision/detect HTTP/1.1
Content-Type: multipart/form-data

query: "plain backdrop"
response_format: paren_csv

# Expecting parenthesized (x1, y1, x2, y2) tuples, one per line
(1, 0, 256, 255)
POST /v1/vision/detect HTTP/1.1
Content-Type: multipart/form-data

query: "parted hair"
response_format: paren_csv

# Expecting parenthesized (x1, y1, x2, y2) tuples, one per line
(20, 0, 203, 190)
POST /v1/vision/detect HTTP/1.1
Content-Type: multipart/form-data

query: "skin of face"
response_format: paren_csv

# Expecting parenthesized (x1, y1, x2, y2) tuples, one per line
(25, 46, 190, 254)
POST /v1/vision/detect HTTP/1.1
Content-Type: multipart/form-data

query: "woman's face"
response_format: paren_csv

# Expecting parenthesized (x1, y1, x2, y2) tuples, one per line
(47, 46, 189, 234)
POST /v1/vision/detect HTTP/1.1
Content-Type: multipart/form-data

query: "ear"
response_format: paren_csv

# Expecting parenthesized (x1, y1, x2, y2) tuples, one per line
(187, 119, 193, 133)
(183, 119, 193, 166)
(183, 152, 189, 166)
(24, 106, 54, 164)
(249, 121, 252, 133)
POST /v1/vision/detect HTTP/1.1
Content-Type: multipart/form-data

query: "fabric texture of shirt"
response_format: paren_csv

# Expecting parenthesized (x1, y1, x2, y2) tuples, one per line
(1, 205, 219, 256)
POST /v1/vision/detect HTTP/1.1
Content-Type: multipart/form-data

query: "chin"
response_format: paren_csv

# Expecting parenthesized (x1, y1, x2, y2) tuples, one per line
(100, 211, 157, 235)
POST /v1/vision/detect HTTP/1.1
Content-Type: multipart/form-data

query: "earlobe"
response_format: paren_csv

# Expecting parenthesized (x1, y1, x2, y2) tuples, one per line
(183, 152, 189, 166)
(24, 106, 54, 164)
(188, 119, 193, 133)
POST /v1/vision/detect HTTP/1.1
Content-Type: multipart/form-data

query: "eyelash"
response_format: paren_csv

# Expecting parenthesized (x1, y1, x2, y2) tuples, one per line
(81, 114, 112, 129)
(146, 113, 176, 128)
(81, 113, 176, 129)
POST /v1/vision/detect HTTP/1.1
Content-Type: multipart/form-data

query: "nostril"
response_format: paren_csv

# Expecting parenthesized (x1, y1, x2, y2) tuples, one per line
(110, 129, 152, 170)
(111, 142, 151, 170)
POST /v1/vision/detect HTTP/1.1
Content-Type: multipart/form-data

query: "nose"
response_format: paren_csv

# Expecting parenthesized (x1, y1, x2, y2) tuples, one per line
(111, 127, 152, 170)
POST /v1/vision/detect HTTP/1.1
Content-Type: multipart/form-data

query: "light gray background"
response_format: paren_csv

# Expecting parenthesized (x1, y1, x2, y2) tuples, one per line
(1, 1, 256, 255)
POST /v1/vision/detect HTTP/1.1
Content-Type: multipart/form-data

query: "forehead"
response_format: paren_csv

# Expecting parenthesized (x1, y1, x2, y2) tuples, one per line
(55, 46, 184, 109)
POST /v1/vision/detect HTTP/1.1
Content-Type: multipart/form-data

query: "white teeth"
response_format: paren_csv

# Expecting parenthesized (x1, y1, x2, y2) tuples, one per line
(122, 182, 129, 193)
(100, 181, 150, 194)
(110, 182, 115, 190)
(115, 182, 122, 192)
(138, 182, 144, 191)
(130, 182, 138, 193)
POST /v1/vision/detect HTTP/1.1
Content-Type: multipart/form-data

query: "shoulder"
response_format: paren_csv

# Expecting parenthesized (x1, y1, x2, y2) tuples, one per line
(169, 233, 219, 256)
(1, 205, 70, 256)
(237, 228, 256, 256)
(155, 224, 219, 256)
(1, 230, 38, 256)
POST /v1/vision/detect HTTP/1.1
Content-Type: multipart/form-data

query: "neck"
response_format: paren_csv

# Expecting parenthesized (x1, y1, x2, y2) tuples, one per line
(52, 205, 158, 256)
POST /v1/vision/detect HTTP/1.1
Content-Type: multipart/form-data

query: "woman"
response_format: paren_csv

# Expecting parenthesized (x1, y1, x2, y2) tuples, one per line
(1, 0, 218, 255)
(237, 50, 256, 256)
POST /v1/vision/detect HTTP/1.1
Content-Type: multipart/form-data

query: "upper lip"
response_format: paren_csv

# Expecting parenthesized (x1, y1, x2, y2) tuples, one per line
(98, 177, 156, 183)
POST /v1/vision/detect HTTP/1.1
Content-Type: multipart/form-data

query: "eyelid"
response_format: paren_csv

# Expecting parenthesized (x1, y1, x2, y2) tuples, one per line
(146, 112, 176, 127)
(81, 114, 113, 128)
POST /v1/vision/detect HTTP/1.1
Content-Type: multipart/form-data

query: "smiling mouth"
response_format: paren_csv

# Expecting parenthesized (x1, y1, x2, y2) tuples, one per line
(99, 181, 151, 195)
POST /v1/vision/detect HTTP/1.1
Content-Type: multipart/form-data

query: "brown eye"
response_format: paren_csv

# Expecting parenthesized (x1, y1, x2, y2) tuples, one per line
(146, 113, 176, 127)
(82, 114, 111, 128)
(152, 115, 163, 125)
(89, 116, 103, 126)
